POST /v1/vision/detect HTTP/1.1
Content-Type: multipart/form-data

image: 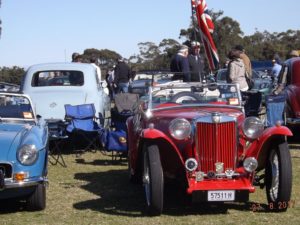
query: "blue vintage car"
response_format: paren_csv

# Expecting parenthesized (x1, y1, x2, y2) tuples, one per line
(0, 92, 48, 210)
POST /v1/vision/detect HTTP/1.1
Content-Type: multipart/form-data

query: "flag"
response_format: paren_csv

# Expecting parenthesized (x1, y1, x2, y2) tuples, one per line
(191, 0, 219, 71)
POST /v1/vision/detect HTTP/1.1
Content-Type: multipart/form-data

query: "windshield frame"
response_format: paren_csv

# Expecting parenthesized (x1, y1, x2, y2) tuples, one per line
(142, 82, 243, 112)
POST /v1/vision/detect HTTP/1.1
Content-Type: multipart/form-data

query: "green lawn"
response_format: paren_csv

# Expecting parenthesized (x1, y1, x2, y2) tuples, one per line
(0, 147, 299, 225)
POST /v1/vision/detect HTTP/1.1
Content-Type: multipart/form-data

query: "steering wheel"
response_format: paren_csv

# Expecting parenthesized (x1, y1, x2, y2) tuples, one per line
(170, 91, 200, 103)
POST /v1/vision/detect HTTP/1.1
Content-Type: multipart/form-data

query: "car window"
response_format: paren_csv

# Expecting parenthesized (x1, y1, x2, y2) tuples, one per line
(31, 70, 84, 87)
(0, 95, 34, 119)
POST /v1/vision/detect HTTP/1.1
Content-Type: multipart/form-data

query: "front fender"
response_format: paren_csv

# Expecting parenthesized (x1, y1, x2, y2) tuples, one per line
(245, 125, 292, 159)
(142, 128, 185, 168)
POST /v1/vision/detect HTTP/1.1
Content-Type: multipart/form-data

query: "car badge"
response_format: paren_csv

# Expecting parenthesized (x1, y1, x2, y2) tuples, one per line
(215, 162, 224, 174)
(211, 112, 221, 123)
(50, 102, 57, 108)
(195, 171, 204, 182)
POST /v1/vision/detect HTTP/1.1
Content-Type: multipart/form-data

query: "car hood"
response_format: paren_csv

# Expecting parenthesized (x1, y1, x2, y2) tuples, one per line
(152, 105, 244, 120)
(0, 123, 30, 160)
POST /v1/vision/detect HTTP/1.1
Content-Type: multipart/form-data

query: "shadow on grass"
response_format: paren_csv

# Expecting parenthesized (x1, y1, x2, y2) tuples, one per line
(72, 169, 258, 217)
(75, 158, 128, 166)
(0, 199, 27, 213)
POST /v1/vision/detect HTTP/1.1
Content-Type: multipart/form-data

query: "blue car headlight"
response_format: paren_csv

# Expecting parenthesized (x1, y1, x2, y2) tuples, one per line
(17, 144, 39, 165)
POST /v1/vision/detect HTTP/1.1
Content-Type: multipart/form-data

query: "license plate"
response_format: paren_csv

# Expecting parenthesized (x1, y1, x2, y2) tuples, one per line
(208, 190, 235, 201)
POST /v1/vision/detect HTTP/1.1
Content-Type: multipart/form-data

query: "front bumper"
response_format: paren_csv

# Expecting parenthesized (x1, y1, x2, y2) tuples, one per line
(0, 176, 48, 190)
(187, 178, 255, 202)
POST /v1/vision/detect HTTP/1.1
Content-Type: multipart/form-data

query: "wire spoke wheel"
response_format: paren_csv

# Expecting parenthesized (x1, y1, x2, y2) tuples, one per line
(265, 142, 292, 211)
(142, 144, 164, 216)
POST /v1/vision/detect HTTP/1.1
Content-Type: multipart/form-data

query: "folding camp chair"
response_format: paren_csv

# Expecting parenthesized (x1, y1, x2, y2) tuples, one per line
(64, 103, 103, 156)
(48, 119, 68, 167)
(242, 91, 263, 117)
(266, 94, 286, 127)
(101, 93, 139, 160)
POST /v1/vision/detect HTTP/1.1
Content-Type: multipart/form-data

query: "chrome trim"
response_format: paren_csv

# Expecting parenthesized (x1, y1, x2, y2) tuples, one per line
(151, 104, 243, 112)
(195, 171, 241, 182)
(2, 176, 48, 189)
(195, 114, 237, 123)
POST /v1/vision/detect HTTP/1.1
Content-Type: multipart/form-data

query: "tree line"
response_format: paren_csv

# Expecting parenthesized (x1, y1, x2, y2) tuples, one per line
(1, 10, 299, 84)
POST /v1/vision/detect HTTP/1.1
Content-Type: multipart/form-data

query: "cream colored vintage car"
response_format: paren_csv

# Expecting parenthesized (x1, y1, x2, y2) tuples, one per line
(21, 62, 110, 121)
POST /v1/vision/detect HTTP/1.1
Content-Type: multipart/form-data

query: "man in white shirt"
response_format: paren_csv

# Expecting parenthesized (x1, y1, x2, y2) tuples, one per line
(90, 57, 102, 82)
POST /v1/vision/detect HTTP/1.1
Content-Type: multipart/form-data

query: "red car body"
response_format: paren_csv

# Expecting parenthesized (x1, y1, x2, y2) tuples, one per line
(280, 57, 300, 125)
(127, 83, 293, 215)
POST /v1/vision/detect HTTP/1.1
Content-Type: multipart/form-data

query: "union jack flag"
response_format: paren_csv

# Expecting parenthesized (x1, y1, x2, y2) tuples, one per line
(191, 0, 219, 71)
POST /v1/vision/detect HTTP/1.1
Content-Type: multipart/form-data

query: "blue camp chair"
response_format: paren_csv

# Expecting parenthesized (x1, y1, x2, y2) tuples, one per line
(266, 94, 286, 127)
(65, 103, 103, 156)
(101, 93, 138, 160)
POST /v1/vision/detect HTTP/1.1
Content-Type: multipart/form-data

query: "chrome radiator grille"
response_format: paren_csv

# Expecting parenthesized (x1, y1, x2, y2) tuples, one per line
(196, 120, 237, 173)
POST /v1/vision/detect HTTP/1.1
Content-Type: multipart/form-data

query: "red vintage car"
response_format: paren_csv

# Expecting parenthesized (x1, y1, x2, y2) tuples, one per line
(127, 82, 293, 215)
(276, 57, 300, 125)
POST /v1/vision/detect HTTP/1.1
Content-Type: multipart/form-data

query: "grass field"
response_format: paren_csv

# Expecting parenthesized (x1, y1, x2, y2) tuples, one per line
(0, 145, 299, 225)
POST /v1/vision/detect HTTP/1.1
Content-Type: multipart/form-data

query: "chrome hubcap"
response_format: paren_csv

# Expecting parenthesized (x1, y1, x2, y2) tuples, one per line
(270, 152, 279, 201)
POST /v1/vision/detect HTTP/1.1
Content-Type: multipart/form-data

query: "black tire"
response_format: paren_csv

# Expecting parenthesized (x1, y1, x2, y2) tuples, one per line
(26, 183, 46, 211)
(170, 92, 200, 103)
(265, 142, 292, 211)
(143, 144, 164, 216)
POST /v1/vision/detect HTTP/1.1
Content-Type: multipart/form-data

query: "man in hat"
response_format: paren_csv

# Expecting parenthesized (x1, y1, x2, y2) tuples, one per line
(234, 45, 252, 79)
(188, 41, 204, 82)
(287, 50, 299, 59)
(170, 45, 191, 82)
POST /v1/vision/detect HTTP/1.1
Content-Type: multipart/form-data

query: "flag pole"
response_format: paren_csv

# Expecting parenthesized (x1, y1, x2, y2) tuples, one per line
(190, 0, 214, 75)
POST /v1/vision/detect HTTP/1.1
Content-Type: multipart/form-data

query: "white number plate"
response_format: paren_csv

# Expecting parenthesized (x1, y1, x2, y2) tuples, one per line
(208, 190, 235, 201)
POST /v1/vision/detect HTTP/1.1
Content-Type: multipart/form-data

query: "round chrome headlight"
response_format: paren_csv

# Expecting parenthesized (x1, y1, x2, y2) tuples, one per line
(169, 118, 191, 140)
(17, 144, 38, 165)
(242, 117, 264, 139)
(243, 157, 258, 172)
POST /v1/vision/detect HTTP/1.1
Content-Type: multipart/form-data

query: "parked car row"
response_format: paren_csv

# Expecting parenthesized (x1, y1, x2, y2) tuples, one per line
(0, 60, 297, 215)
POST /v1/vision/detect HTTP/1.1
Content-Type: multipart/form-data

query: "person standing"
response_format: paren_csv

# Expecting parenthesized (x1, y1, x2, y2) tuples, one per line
(287, 50, 299, 59)
(170, 45, 191, 82)
(234, 45, 252, 79)
(71, 52, 82, 63)
(226, 49, 249, 92)
(271, 56, 282, 85)
(114, 57, 131, 93)
(188, 41, 204, 82)
(90, 57, 102, 82)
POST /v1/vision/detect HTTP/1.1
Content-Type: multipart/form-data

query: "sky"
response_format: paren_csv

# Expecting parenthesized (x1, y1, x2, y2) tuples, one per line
(0, 0, 299, 68)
